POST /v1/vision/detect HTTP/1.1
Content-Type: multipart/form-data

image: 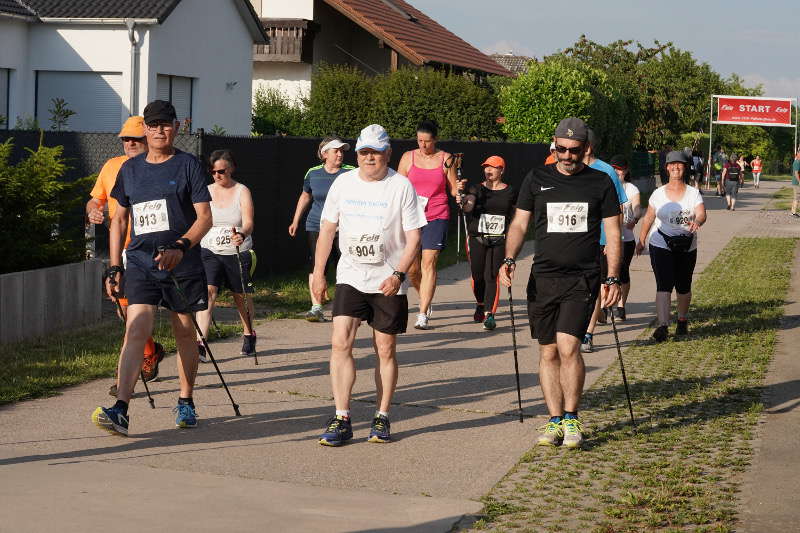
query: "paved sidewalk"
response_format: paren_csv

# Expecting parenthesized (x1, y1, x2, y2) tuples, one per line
(1, 180, 796, 532)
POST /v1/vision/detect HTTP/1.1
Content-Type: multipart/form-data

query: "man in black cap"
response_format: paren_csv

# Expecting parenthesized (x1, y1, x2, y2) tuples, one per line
(92, 100, 212, 436)
(500, 117, 622, 449)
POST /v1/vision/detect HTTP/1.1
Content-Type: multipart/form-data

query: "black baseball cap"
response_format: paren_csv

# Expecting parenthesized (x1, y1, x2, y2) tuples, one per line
(665, 150, 689, 164)
(143, 100, 177, 125)
(554, 117, 588, 142)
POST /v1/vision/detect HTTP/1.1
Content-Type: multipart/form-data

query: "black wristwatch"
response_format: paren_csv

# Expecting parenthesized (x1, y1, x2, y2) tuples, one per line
(173, 237, 192, 252)
(503, 257, 516, 267)
(392, 271, 406, 282)
(104, 265, 123, 281)
(604, 276, 621, 286)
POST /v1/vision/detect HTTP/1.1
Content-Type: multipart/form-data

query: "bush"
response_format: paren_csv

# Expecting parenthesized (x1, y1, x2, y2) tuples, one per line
(303, 64, 373, 138)
(252, 87, 306, 136)
(0, 139, 92, 274)
(370, 67, 501, 140)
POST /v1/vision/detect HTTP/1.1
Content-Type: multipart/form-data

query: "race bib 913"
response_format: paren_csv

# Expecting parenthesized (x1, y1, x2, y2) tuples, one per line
(132, 199, 169, 235)
(546, 202, 588, 233)
(347, 233, 385, 264)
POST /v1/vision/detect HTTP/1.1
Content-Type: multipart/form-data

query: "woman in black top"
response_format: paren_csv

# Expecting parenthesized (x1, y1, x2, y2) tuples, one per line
(458, 156, 518, 330)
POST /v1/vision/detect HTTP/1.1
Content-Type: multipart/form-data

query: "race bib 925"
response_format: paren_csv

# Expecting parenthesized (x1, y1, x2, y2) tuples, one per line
(132, 199, 169, 235)
(546, 202, 588, 233)
(208, 226, 235, 250)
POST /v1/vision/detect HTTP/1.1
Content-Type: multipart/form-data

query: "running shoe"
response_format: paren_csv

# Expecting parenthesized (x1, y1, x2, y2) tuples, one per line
(414, 313, 430, 330)
(473, 305, 485, 323)
(174, 403, 198, 428)
(792, 213, 800, 218)
(319, 416, 353, 446)
(198, 342, 210, 363)
(305, 307, 325, 322)
(141, 342, 165, 382)
(367, 414, 391, 443)
(675, 319, 688, 336)
(597, 308, 608, 325)
(240, 334, 257, 356)
(92, 406, 129, 436)
(483, 313, 496, 331)
(652, 325, 669, 343)
(562, 417, 584, 449)
(108, 383, 118, 397)
(537, 421, 563, 447)
(426, 305, 433, 318)
(580, 333, 593, 353)
(614, 306, 627, 321)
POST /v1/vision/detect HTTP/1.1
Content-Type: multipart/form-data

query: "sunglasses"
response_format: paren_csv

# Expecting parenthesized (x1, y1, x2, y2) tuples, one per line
(210, 169, 228, 175)
(121, 137, 144, 143)
(553, 145, 584, 155)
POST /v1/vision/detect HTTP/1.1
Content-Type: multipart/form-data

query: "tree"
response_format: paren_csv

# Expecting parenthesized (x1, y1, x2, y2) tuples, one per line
(303, 64, 373, 138)
(48, 97, 76, 131)
(251, 87, 305, 136)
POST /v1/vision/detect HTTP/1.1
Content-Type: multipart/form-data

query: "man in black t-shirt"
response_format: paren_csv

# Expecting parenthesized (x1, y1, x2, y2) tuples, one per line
(92, 100, 213, 437)
(500, 117, 622, 449)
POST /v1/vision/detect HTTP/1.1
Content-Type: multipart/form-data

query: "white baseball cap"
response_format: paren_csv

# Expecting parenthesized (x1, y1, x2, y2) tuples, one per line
(320, 138, 350, 154)
(355, 124, 390, 152)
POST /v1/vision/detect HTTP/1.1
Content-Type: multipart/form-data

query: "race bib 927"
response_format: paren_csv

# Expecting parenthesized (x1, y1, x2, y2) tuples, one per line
(478, 213, 506, 235)
(546, 202, 588, 233)
(347, 233, 385, 264)
(132, 199, 169, 235)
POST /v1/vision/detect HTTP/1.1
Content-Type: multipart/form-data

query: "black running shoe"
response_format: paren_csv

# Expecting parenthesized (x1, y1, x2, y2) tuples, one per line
(198, 342, 210, 363)
(473, 305, 485, 323)
(675, 319, 688, 336)
(652, 325, 669, 343)
(367, 415, 391, 443)
(108, 383, 117, 397)
(614, 307, 627, 321)
(240, 334, 257, 356)
(597, 308, 608, 325)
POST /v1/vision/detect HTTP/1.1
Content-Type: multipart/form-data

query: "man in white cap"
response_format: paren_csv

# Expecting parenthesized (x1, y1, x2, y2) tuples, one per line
(312, 124, 425, 446)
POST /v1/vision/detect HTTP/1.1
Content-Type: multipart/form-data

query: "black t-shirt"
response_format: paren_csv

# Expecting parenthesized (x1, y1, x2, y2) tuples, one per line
(725, 162, 741, 180)
(466, 184, 518, 237)
(111, 150, 211, 277)
(517, 163, 620, 276)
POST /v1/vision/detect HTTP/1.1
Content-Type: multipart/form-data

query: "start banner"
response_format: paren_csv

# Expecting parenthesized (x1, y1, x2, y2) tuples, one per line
(716, 96, 794, 127)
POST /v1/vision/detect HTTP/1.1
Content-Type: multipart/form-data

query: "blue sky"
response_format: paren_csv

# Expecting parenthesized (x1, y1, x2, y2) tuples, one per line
(411, 0, 800, 98)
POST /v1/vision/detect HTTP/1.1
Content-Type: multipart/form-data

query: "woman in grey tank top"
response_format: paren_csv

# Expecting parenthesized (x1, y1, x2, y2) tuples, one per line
(197, 150, 257, 358)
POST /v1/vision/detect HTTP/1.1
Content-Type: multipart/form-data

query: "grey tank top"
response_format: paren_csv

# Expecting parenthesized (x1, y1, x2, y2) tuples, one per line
(200, 183, 253, 255)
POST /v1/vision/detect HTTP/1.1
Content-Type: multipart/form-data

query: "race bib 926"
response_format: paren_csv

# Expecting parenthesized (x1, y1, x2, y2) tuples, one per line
(132, 199, 169, 235)
(546, 202, 588, 233)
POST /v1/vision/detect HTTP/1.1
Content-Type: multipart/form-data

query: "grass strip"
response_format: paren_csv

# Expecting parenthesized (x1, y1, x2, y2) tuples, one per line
(469, 237, 797, 532)
(769, 186, 793, 211)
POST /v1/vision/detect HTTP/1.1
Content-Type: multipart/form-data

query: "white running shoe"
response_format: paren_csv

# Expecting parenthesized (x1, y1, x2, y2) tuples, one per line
(414, 313, 430, 330)
(426, 305, 433, 318)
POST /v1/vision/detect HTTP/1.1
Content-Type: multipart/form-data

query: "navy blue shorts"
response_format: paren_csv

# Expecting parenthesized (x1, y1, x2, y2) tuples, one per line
(121, 264, 208, 313)
(201, 248, 254, 293)
(421, 219, 448, 251)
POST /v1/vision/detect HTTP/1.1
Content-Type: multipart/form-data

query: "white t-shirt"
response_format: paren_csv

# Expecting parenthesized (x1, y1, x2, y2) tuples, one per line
(647, 185, 704, 251)
(320, 168, 426, 294)
(621, 182, 640, 242)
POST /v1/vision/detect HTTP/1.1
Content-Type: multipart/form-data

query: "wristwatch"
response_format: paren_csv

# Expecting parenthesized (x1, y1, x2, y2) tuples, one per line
(503, 257, 516, 267)
(392, 271, 406, 282)
(604, 276, 621, 286)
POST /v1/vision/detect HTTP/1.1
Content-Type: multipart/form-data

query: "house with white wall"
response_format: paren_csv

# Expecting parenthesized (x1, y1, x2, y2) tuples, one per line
(249, 0, 512, 103)
(0, 0, 267, 134)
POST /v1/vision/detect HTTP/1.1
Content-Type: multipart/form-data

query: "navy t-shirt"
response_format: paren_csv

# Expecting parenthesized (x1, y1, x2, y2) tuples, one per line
(111, 150, 211, 277)
(302, 164, 354, 232)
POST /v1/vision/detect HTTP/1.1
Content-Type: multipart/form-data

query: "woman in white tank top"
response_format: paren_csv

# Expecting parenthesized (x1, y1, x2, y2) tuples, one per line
(196, 150, 257, 358)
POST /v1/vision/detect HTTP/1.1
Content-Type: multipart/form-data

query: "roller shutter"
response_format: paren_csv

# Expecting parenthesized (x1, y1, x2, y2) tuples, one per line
(36, 71, 122, 132)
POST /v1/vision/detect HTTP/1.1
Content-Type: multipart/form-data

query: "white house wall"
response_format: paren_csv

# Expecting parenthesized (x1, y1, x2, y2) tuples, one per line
(252, 62, 311, 106)
(0, 18, 31, 127)
(256, 0, 314, 19)
(147, 0, 255, 135)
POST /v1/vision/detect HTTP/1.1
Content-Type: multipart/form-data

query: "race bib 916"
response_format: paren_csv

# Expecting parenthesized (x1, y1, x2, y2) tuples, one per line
(347, 233, 385, 264)
(478, 213, 506, 235)
(546, 202, 588, 233)
(132, 199, 169, 235)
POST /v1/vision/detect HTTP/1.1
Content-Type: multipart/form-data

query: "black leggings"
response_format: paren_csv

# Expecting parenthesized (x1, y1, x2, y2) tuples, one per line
(468, 236, 505, 313)
(649, 244, 697, 294)
(307, 231, 339, 275)
(620, 240, 636, 284)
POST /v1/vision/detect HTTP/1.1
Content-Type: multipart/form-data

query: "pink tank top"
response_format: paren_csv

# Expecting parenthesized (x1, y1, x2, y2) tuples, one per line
(407, 151, 449, 221)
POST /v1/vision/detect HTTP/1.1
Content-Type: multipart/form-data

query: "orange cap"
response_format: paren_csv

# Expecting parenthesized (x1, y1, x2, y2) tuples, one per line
(118, 116, 145, 138)
(481, 155, 506, 168)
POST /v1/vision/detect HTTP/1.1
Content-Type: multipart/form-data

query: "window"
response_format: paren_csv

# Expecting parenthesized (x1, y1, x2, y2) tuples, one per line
(156, 74, 193, 130)
(0, 68, 9, 129)
(35, 71, 123, 132)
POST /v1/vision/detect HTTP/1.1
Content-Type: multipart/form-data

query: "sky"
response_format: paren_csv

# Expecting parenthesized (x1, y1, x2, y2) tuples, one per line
(411, 0, 800, 99)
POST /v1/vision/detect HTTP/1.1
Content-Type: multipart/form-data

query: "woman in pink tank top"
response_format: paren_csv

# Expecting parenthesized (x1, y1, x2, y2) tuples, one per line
(397, 120, 458, 329)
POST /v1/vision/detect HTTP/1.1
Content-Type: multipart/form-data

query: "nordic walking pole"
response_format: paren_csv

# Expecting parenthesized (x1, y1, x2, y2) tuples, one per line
(106, 273, 155, 409)
(161, 253, 241, 416)
(507, 286, 524, 423)
(211, 316, 223, 338)
(607, 307, 636, 428)
(455, 153, 465, 264)
(233, 228, 258, 366)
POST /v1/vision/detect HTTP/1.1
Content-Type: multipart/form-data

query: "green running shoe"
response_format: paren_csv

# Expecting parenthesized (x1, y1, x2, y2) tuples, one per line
(483, 313, 496, 331)
(537, 421, 563, 447)
(562, 417, 584, 449)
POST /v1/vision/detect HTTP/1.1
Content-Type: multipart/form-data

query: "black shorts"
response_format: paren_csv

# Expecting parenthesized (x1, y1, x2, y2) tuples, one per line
(121, 264, 208, 313)
(620, 240, 636, 284)
(201, 248, 254, 293)
(526, 274, 599, 345)
(332, 284, 408, 335)
(649, 245, 697, 294)
(307, 231, 340, 274)
(598, 245, 608, 280)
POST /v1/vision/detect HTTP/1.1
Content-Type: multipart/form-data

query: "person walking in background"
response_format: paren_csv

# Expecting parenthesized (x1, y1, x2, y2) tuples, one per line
(289, 137, 353, 322)
(751, 155, 762, 189)
(691, 151, 704, 190)
(737, 154, 749, 186)
(458, 155, 518, 331)
(791, 149, 800, 218)
(722, 154, 743, 210)
(609, 155, 640, 322)
(197, 150, 257, 359)
(397, 120, 458, 330)
(636, 151, 706, 342)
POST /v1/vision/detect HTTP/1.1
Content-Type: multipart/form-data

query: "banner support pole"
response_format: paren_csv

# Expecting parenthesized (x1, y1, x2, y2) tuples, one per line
(707, 95, 715, 190)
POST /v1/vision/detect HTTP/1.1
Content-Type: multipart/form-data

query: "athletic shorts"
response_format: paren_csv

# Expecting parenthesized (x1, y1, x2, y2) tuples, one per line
(620, 240, 636, 284)
(332, 283, 408, 335)
(526, 273, 599, 345)
(421, 219, 448, 251)
(201, 248, 254, 293)
(598, 245, 608, 280)
(120, 263, 208, 313)
(307, 231, 340, 274)
(649, 245, 697, 294)
(725, 181, 740, 198)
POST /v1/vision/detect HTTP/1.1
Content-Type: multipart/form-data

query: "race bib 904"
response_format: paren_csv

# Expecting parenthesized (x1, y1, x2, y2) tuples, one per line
(478, 213, 506, 235)
(347, 233, 385, 264)
(546, 202, 588, 233)
(132, 200, 169, 235)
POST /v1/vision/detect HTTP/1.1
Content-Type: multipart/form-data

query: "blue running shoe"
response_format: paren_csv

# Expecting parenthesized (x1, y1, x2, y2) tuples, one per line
(319, 416, 353, 446)
(367, 415, 391, 443)
(92, 406, 129, 436)
(174, 403, 198, 428)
